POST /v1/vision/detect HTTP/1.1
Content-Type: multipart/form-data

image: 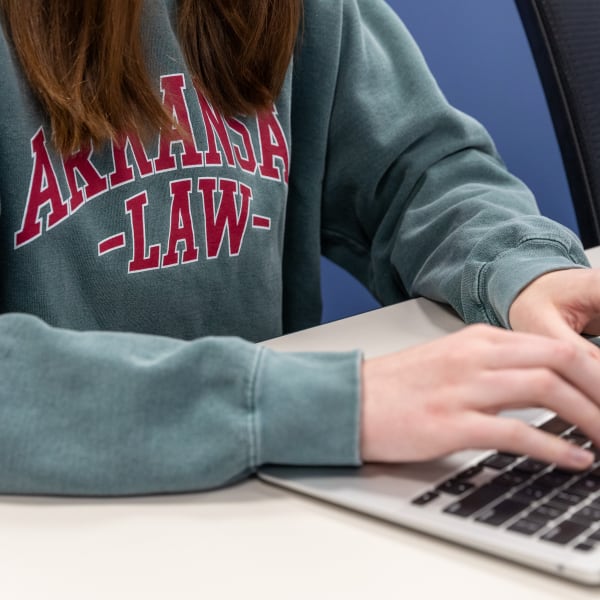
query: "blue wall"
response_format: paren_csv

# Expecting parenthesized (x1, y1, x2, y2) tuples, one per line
(320, 0, 577, 323)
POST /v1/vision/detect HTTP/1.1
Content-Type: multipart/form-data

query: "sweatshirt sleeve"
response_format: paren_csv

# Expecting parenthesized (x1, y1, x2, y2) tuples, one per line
(0, 313, 361, 495)
(313, 0, 589, 327)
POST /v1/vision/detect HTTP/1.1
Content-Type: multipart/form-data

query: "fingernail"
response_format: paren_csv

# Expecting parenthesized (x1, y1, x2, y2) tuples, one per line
(568, 447, 594, 468)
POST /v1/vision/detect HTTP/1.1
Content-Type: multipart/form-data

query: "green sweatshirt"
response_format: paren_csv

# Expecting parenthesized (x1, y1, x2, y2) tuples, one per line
(0, 0, 588, 495)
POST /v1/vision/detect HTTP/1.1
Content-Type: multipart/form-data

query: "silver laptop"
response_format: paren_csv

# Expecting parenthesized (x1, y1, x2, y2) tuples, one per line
(258, 407, 600, 585)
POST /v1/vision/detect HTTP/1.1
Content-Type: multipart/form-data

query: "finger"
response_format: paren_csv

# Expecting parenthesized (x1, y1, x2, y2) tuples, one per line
(563, 269, 600, 317)
(508, 269, 600, 340)
(471, 367, 589, 416)
(506, 288, 600, 361)
(526, 309, 600, 361)
(460, 412, 595, 471)
(477, 329, 600, 406)
(465, 368, 600, 444)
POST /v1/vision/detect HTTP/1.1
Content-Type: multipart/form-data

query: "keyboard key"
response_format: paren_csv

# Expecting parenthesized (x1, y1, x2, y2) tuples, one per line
(475, 498, 528, 526)
(444, 484, 507, 517)
(412, 491, 439, 506)
(567, 476, 600, 495)
(513, 458, 549, 475)
(512, 484, 551, 503)
(587, 529, 600, 542)
(571, 506, 600, 525)
(436, 479, 475, 496)
(575, 542, 595, 552)
(455, 465, 483, 480)
(493, 471, 529, 488)
(551, 467, 581, 478)
(570, 427, 589, 438)
(535, 470, 573, 488)
(527, 503, 567, 524)
(562, 433, 589, 446)
(508, 518, 545, 536)
(551, 490, 587, 507)
(480, 453, 518, 470)
(538, 416, 572, 435)
(541, 520, 589, 545)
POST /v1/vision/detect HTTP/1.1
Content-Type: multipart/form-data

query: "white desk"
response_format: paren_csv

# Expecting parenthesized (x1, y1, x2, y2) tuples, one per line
(4, 247, 600, 599)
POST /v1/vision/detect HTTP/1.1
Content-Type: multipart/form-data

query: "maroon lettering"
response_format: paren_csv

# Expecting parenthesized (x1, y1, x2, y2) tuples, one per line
(197, 93, 236, 167)
(98, 233, 126, 256)
(15, 128, 69, 248)
(200, 178, 252, 258)
(257, 108, 289, 183)
(63, 145, 109, 212)
(226, 117, 258, 175)
(154, 74, 204, 172)
(162, 179, 200, 267)
(252, 215, 271, 230)
(110, 134, 154, 188)
(125, 192, 161, 272)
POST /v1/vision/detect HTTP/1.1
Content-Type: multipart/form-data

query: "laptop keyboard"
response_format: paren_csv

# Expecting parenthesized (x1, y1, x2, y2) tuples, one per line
(411, 416, 600, 552)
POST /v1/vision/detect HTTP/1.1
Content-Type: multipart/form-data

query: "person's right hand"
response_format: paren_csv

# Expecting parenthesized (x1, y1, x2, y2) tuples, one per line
(360, 324, 600, 470)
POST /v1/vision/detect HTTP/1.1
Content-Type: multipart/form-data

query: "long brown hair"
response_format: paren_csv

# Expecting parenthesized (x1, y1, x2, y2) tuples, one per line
(0, 0, 302, 154)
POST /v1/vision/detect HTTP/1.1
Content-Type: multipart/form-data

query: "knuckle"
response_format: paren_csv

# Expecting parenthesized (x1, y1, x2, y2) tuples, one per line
(423, 398, 450, 420)
(449, 344, 471, 367)
(458, 324, 502, 356)
(504, 420, 530, 447)
(551, 339, 578, 364)
(529, 368, 555, 397)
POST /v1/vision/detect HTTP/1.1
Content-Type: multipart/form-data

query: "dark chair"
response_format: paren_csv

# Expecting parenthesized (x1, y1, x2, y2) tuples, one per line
(515, 0, 600, 248)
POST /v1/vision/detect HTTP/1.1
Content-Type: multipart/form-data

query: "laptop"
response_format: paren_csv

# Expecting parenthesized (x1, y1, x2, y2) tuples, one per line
(259, 298, 600, 585)
(258, 407, 600, 585)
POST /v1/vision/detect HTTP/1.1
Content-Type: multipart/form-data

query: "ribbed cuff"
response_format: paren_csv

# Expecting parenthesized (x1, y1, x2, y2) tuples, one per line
(482, 242, 589, 328)
(253, 348, 362, 467)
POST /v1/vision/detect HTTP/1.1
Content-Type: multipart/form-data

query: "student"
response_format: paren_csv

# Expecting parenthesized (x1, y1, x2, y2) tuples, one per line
(0, 0, 599, 496)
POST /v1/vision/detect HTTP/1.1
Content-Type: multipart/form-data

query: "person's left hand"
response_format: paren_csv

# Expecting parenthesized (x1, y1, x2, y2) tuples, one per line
(508, 268, 600, 359)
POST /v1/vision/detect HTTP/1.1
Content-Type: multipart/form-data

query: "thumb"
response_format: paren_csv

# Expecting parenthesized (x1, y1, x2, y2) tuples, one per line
(523, 306, 600, 361)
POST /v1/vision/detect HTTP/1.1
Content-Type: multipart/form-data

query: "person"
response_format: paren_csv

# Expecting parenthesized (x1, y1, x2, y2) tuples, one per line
(0, 0, 599, 496)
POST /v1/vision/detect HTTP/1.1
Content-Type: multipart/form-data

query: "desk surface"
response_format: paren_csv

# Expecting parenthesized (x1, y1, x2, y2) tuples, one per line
(4, 247, 600, 600)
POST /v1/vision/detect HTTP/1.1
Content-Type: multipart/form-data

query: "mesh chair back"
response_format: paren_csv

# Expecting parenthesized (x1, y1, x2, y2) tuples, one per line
(515, 0, 600, 247)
